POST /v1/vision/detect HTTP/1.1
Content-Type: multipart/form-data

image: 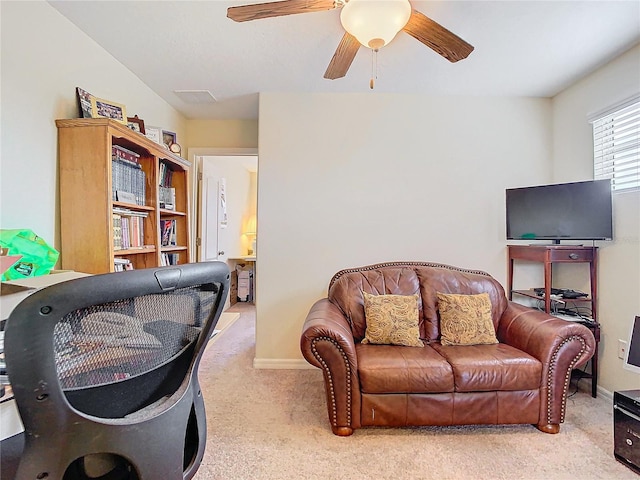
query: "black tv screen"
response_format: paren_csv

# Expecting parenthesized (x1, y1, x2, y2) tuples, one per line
(624, 316, 640, 375)
(506, 180, 613, 243)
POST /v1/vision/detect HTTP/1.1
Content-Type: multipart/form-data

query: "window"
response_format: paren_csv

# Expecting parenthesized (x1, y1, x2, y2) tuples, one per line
(590, 96, 640, 192)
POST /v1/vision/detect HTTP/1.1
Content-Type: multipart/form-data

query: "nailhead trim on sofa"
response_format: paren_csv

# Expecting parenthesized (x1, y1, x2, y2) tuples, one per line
(310, 336, 352, 428)
(329, 261, 490, 290)
(547, 335, 587, 424)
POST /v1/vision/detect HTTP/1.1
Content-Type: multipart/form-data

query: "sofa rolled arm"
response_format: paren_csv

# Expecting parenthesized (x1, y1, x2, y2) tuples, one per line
(497, 302, 596, 431)
(300, 298, 361, 435)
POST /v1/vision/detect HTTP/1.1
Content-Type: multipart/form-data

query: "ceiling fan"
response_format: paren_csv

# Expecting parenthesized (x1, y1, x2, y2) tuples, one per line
(227, 0, 474, 80)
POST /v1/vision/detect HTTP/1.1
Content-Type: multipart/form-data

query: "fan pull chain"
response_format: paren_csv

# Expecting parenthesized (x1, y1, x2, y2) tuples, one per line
(370, 48, 378, 90)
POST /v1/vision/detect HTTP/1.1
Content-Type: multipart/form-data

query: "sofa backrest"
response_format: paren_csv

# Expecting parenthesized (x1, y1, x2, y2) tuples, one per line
(327, 262, 508, 342)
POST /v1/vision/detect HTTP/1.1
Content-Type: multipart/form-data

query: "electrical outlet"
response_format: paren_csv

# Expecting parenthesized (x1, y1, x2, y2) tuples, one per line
(618, 339, 628, 359)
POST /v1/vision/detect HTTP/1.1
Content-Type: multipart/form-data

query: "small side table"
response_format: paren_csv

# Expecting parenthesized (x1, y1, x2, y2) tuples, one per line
(507, 245, 600, 397)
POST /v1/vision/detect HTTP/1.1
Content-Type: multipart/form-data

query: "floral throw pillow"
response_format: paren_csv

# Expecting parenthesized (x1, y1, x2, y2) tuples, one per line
(362, 292, 423, 347)
(437, 292, 498, 346)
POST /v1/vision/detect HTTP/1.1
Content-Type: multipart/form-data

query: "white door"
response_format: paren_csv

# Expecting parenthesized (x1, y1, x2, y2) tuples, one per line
(197, 158, 226, 262)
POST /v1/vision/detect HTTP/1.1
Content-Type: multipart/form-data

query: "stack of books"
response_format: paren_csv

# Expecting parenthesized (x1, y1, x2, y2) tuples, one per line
(113, 207, 149, 250)
(112, 145, 146, 206)
(113, 257, 133, 271)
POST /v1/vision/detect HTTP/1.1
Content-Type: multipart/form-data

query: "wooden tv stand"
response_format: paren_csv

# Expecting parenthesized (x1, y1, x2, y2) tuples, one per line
(507, 244, 600, 397)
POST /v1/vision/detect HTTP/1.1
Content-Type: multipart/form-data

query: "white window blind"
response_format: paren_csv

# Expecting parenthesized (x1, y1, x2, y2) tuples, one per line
(591, 97, 640, 192)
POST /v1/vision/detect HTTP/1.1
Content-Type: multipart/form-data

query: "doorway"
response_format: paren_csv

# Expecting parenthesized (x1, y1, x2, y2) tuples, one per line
(192, 150, 258, 313)
(196, 154, 257, 261)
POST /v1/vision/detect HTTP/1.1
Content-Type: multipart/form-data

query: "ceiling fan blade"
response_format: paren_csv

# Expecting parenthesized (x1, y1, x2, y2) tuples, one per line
(324, 32, 360, 80)
(227, 0, 337, 22)
(403, 9, 474, 63)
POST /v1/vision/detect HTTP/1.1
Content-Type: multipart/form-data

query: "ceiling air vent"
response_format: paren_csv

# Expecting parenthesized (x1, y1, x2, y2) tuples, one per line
(173, 90, 217, 104)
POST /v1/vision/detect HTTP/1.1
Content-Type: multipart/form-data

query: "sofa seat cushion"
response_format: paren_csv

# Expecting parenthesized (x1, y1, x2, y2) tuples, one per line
(431, 343, 541, 392)
(356, 343, 454, 394)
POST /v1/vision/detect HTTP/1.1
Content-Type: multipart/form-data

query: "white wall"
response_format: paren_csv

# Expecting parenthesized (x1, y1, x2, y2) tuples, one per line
(0, 1, 187, 250)
(255, 93, 552, 365)
(551, 44, 640, 392)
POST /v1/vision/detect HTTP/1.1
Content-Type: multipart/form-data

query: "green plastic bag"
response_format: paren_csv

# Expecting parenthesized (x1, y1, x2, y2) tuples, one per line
(0, 229, 59, 281)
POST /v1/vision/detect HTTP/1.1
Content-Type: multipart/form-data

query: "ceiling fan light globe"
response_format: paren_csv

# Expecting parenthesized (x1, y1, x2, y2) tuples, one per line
(340, 0, 411, 49)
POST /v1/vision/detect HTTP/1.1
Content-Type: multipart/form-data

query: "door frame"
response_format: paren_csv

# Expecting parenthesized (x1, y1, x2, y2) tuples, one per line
(188, 147, 258, 263)
(197, 160, 224, 263)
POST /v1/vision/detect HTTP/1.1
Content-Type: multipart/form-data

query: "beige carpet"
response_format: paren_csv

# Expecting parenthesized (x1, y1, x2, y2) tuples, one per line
(195, 304, 636, 480)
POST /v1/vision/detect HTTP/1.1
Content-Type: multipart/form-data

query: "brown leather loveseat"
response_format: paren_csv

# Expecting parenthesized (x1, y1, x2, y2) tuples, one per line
(300, 262, 596, 436)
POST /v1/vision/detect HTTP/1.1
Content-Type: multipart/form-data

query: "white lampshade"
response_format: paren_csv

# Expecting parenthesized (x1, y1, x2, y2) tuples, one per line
(340, 0, 412, 50)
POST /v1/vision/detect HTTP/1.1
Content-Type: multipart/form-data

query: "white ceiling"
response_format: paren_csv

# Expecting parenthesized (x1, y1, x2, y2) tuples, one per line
(49, 0, 640, 120)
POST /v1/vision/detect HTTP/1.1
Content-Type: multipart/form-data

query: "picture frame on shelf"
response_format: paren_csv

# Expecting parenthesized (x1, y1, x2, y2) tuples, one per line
(145, 126, 163, 145)
(90, 96, 127, 124)
(127, 115, 146, 134)
(162, 130, 177, 150)
(76, 87, 93, 118)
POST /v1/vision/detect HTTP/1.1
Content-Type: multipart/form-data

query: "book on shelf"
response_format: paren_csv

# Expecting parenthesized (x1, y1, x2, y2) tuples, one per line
(111, 149, 146, 206)
(113, 209, 148, 250)
(116, 191, 136, 204)
(159, 186, 176, 210)
(113, 257, 134, 272)
(159, 161, 174, 188)
(112, 145, 140, 164)
(112, 207, 148, 216)
(112, 159, 145, 205)
(113, 213, 122, 250)
(161, 219, 177, 247)
(160, 252, 179, 266)
(121, 218, 130, 250)
(112, 207, 149, 217)
(130, 216, 141, 248)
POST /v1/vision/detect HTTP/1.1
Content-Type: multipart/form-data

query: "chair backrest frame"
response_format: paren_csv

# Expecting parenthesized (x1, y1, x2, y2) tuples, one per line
(4, 261, 229, 480)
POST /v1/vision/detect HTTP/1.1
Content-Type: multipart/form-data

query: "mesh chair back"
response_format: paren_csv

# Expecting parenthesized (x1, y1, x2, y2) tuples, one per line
(5, 262, 229, 480)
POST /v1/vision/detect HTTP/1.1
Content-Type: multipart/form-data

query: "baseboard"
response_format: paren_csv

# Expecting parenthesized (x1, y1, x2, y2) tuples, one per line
(206, 312, 240, 350)
(252, 358, 315, 369)
(218, 312, 240, 329)
(597, 385, 613, 402)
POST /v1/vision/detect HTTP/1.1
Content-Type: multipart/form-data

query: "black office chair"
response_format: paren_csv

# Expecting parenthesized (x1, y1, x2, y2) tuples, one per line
(3, 261, 229, 480)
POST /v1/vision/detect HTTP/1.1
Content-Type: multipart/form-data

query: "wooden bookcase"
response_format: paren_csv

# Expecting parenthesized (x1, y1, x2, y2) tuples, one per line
(56, 118, 191, 274)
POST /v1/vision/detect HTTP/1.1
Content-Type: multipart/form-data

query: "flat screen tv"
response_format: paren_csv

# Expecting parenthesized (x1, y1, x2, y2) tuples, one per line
(506, 179, 613, 243)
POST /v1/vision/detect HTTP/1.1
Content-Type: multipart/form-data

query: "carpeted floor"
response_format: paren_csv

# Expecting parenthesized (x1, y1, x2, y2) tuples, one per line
(195, 303, 637, 480)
